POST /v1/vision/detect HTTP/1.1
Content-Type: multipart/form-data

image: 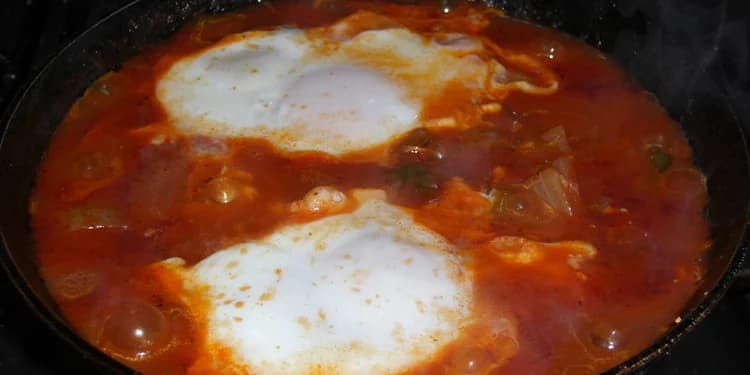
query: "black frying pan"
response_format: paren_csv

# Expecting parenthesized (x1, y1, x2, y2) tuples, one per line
(1, 0, 748, 374)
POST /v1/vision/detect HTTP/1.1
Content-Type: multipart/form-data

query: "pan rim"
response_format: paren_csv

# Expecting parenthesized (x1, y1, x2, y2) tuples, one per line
(0, 1, 143, 373)
(1, 1, 748, 374)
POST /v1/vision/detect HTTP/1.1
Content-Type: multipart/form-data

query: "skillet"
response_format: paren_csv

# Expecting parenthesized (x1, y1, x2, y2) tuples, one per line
(1, 0, 748, 373)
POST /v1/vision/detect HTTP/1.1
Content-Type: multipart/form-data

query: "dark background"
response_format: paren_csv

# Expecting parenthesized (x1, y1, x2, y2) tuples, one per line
(1, 0, 749, 374)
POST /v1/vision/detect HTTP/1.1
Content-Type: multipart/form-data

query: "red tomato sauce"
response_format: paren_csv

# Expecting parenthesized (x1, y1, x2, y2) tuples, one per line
(31, 1, 708, 374)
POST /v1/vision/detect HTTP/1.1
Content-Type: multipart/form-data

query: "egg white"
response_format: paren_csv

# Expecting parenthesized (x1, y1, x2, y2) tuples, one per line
(156, 14, 502, 157)
(158, 198, 473, 374)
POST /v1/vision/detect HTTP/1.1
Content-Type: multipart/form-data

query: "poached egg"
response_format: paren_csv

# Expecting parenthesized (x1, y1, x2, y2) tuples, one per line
(156, 11, 557, 159)
(158, 198, 473, 374)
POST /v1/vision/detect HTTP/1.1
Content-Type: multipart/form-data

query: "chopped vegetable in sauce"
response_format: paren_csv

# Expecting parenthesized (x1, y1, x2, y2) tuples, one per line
(29, 1, 709, 374)
(391, 163, 439, 193)
(649, 148, 673, 173)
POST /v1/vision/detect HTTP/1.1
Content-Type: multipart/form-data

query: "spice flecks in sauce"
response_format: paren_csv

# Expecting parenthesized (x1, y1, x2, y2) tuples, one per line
(31, 1, 708, 374)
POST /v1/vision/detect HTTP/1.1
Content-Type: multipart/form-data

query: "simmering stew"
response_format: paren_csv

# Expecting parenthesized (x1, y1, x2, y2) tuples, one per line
(31, 1, 709, 374)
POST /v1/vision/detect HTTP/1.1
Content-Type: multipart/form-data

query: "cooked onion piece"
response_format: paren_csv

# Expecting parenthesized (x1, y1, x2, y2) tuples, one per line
(96, 298, 172, 361)
(190, 136, 229, 158)
(526, 168, 578, 217)
(65, 206, 128, 231)
(486, 236, 596, 268)
(443, 317, 519, 375)
(206, 176, 245, 204)
(416, 178, 494, 244)
(289, 186, 348, 217)
(46, 270, 99, 300)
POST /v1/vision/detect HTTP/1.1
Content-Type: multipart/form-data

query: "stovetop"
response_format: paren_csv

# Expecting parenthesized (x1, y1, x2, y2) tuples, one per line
(1, 0, 749, 374)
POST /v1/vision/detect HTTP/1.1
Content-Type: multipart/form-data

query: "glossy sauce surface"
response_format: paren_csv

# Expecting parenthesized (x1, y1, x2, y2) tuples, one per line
(31, 1, 708, 374)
